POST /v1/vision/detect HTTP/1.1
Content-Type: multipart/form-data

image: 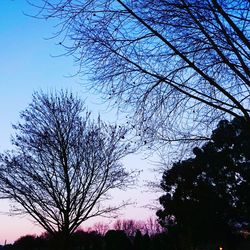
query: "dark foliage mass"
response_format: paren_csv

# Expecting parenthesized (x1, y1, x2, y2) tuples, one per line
(0, 228, 249, 250)
(157, 117, 250, 249)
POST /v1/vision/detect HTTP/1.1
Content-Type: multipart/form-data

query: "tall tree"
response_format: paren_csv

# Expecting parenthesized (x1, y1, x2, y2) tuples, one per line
(31, 0, 250, 146)
(0, 91, 135, 250)
(157, 117, 250, 249)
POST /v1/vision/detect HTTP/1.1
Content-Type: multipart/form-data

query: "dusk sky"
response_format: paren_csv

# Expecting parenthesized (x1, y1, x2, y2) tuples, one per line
(0, 0, 160, 244)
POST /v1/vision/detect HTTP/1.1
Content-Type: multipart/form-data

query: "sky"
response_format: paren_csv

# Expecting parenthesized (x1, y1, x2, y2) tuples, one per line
(0, 0, 161, 244)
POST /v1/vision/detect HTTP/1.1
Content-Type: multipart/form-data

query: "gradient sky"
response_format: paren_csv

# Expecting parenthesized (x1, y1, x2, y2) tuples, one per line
(0, 0, 161, 244)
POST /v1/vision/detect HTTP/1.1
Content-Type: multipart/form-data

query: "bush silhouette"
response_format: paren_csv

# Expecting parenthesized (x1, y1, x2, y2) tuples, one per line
(104, 230, 131, 250)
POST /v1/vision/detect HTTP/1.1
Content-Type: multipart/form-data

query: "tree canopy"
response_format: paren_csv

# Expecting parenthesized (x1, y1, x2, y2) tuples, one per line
(0, 91, 135, 249)
(157, 117, 250, 248)
(31, 0, 250, 146)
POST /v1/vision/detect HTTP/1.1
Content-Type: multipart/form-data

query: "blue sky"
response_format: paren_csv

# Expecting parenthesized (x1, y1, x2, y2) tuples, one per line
(0, 0, 161, 244)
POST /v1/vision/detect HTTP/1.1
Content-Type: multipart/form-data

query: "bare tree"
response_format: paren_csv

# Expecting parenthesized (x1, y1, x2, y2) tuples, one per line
(112, 218, 163, 236)
(144, 217, 163, 235)
(30, 0, 250, 148)
(113, 219, 138, 236)
(91, 222, 110, 235)
(0, 91, 135, 250)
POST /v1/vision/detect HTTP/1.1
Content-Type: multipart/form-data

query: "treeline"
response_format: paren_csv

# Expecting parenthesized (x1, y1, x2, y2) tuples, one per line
(0, 230, 167, 250)
(1, 220, 250, 250)
(0, 230, 250, 250)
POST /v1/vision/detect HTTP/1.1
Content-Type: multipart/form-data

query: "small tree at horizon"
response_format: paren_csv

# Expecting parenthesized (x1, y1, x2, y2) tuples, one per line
(0, 91, 136, 250)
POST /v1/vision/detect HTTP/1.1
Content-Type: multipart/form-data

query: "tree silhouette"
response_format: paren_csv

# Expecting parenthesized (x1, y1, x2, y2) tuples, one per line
(71, 230, 103, 250)
(0, 91, 135, 250)
(13, 235, 39, 250)
(31, 0, 250, 146)
(157, 117, 250, 249)
(104, 230, 132, 250)
(133, 230, 143, 250)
